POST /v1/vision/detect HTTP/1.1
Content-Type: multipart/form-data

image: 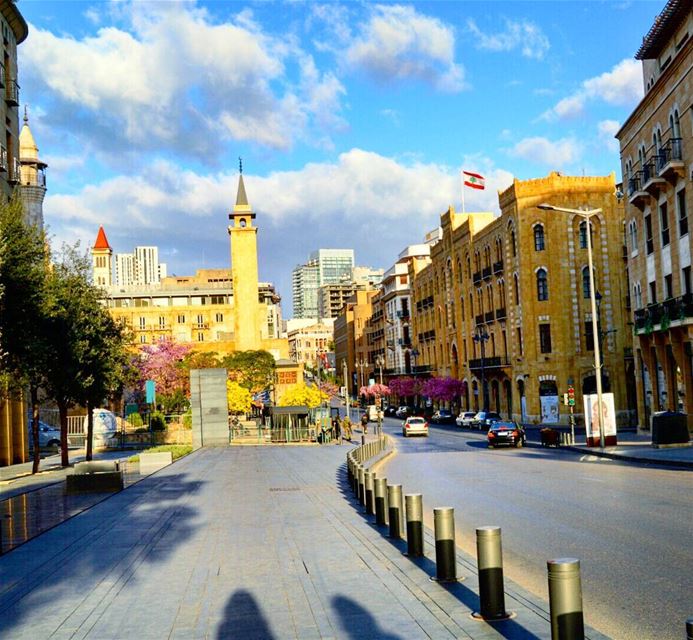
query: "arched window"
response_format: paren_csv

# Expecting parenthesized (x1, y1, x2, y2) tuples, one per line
(513, 273, 519, 302)
(629, 220, 638, 251)
(534, 224, 545, 251)
(511, 229, 517, 256)
(536, 268, 548, 301)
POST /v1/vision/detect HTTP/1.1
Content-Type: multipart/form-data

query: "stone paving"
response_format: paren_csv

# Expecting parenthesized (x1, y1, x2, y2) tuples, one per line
(0, 444, 611, 639)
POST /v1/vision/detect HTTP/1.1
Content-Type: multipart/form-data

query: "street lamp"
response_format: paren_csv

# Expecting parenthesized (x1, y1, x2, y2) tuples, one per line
(375, 354, 385, 385)
(538, 203, 605, 449)
(472, 327, 489, 412)
(374, 354, 385, 436)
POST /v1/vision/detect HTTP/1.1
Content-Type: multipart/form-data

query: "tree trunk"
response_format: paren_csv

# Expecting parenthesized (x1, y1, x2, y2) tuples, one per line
(59, 402, 69, 467)
(30, 386, 40, 475)
(86, 401, 94, 461)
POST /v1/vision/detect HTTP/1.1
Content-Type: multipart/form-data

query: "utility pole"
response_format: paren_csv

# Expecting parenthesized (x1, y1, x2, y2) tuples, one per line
(342, 359, 350, 421)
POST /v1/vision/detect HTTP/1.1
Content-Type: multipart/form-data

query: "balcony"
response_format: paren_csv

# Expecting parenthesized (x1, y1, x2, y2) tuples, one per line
(5, 79, 18, 107)
(398, 337, 412, 347)
(642, 159, 667, 195)
(495, 307, 506, 320)
(628, 173, 649, 210)
(484, 311, 494, 323)
(472, 270, 481, 284)
(396, 309, 410, 320)
(412, 364, 433, 375)
(0, 147, 7, 172)
(468, 356, 509, 370)
(475, 314, 484, 326)
(482, 266, 492, 280)
(7, 158, 20, 184)
(634, 294, 693, 333)
(658, 138, 685, 182)
(492, 259, 504, 274)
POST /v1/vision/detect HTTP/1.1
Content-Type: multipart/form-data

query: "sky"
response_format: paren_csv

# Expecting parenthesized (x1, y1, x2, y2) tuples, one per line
(17, 0, 663, 313)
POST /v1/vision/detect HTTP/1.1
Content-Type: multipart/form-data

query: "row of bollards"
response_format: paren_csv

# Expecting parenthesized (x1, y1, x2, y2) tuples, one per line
(346, 445, 595, 639)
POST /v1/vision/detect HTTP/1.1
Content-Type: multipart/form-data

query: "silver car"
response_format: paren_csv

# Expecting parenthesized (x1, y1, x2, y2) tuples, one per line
(28, 421, 61, 451)
(456, 411, 476, 427)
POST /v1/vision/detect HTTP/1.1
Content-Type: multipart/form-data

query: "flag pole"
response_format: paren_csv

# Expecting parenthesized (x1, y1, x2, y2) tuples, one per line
(461, 171, 466, 214)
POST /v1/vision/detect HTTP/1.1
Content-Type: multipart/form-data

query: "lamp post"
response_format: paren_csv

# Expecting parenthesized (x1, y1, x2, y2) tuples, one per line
(375, 354, 385, 436)
(538, 203, 605, 449)
(342, 359, 350, 421)
(473, 327, 490, 412)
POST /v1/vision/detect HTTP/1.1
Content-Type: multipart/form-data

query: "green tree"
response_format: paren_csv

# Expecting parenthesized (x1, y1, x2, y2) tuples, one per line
(0, 195, 51, 473)
(222, 350, 275, 394)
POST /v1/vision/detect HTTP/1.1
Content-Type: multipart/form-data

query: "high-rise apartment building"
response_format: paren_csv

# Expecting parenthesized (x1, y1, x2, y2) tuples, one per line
(617, 0, 692, 429)
(292, 249, 354, 318)
(114, 245, 167, 286)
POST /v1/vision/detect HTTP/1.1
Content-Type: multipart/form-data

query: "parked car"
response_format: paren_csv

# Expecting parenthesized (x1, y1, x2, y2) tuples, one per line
(487, 421, 526, 448)
(366, 404, 384, 422)
(27, 421, 61, 452)
(384, 405, 398, 417)
(401, 416, 429, 437)
(430, 408, 455, 424)
(456, 411, 477, 427)
(470, 411, 502, 430)
(395, 406, 415, 419)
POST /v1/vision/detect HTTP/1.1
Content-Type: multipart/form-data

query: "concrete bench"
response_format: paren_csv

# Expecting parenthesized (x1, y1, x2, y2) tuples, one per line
(139, 451, 173, 475)
(66, 460, 123, 494)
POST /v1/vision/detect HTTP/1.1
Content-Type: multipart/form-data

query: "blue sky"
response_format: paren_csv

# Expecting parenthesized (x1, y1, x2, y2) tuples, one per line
(18, 1, 661, 312)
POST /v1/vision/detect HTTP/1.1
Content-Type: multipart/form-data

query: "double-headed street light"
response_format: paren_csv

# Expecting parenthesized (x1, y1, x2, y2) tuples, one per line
(538, 203, 605, 449)
(472, 327, 490, 412)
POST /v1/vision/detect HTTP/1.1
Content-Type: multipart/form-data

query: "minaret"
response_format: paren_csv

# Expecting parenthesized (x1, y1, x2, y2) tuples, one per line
(92, 226, 113, 288)
(18, 106, 48, 228)
(229, 160, 260, 350)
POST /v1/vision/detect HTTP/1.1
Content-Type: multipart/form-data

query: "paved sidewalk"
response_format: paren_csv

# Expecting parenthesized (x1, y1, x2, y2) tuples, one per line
(523, 426, 693, 469)
(0, 444, 609, 639)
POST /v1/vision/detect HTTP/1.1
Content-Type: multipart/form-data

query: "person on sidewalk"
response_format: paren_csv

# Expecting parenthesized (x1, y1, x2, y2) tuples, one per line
(360, 413, 368, 435)
(332, 416, 341, 444)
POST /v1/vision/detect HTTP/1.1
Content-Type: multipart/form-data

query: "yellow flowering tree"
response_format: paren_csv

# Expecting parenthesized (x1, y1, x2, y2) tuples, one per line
(227, 380, 252, 416)
(277, 383, 326, 409)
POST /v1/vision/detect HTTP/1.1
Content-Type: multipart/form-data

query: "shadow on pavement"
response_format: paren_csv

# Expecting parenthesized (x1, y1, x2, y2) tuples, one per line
(0, 471, 203, 637)
(336, 463, 544, 640)
(216, 589, 276, 640)
(331, 595, 404, 640)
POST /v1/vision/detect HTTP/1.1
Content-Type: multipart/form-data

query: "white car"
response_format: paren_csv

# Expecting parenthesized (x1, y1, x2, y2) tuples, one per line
(402, 416, 429, 437)
(456, 411, 476, 427)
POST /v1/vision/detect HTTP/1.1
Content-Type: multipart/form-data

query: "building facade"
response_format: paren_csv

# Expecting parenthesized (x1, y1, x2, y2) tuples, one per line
(617, 0, 692, 430)
(292, 249, 354, 319)
(287, 320, 334, 369)
(114, 245, 167, 286)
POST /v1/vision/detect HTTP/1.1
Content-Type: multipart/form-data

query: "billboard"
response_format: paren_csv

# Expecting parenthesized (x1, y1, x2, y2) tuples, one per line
(583, 392, 617, 445)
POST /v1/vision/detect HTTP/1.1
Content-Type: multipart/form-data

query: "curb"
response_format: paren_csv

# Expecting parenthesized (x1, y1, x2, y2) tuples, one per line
(562, 444, 693, 469)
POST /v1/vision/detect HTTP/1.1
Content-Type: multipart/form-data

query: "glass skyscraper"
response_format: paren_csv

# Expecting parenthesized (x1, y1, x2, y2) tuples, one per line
(292, 249, 354, 319)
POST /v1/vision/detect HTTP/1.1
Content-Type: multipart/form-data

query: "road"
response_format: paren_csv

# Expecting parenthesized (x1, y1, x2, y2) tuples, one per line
(373, 416, 692, 640)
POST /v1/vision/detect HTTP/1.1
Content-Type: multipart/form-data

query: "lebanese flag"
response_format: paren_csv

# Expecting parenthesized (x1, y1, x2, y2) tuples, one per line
(463, 170, 485, 190)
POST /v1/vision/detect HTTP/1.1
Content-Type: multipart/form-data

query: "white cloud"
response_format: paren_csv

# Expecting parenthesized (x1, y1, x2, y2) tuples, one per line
(467, 18, 550, 60)
(20, 2, 346, 159)
(597, 120, 621, 153)
(542, 58, 643, 120)
(508, 136, 583, 168)
(43, 150, 514, 298)
(343, 5, 466, 92)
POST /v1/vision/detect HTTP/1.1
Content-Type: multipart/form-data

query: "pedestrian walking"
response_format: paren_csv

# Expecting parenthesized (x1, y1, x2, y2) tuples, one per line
(361, 412, 368, 435)
(333, 416, 342, 444)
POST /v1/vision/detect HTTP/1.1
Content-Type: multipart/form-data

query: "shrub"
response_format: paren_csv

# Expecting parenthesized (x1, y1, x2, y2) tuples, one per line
(129, 413, 144, 428)
(134, 427, 149, 434)
(128, 444, 192, 463)
(150, 411, 167, 431)
(182, 407, 193, 429)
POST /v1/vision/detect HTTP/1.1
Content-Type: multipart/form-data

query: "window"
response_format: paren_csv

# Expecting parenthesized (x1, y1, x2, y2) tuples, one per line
(139, 317, 146, 330)
(517, 327, 523, 356)
(514, 273, 519, 302)
(649, 281, 657, 304)
(159, 316, 165, 328)
(177, 314, 185, 324)
(633, 283, 642, 309)
(665, 274, 673, 300)
(579, 221, 587, 249)
(582, 267, 592, 299)
(536, 268, 548, 301)
(677, 189, 687, 236)
(534, 225, 545, 251)
(197, 332, 204, 342)
(511, 229, 517, 256)
(539, 324, 552, 354)
(645, 214, 654, 254)
(196, 313, 204, 328)
(660, 202, 669, 246)
(683, 267, 691, 295)
(629, 220, 638, 252)
(585, 321, 594, 351)
(140, 335, 147, 344)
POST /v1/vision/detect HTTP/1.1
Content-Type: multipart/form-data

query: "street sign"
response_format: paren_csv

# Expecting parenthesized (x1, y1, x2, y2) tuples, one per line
(145, 379, 156, 405)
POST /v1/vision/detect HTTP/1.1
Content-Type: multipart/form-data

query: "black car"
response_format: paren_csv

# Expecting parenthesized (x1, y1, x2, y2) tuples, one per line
(430, 408, 455, 424)
(487, 421, 526, 448)
(395, 406, 415, 419)
(470, 411, 502, 430)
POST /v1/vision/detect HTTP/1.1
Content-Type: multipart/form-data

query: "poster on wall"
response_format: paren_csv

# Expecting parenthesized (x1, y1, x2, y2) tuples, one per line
(540, 395, 559, 423)
(583, 393, 617, 445)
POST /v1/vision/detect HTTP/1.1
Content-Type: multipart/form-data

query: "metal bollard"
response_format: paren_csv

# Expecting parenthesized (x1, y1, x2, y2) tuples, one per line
(405, 494, 424, 557)
(364, 471, 375, 515)
(352, 462, 359, 496)
(387, 484, 404, 539)
(547, 558, 584, 640)
(358, 465, 365, 505)
(374, 477, 388, 526)
(687, 617, 693, 640)
(432, 507, 458, 582)
(474, 526, 508, 619)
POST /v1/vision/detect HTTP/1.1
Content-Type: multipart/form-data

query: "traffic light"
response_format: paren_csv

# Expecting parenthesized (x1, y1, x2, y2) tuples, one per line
(567, 386, 575, 407)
